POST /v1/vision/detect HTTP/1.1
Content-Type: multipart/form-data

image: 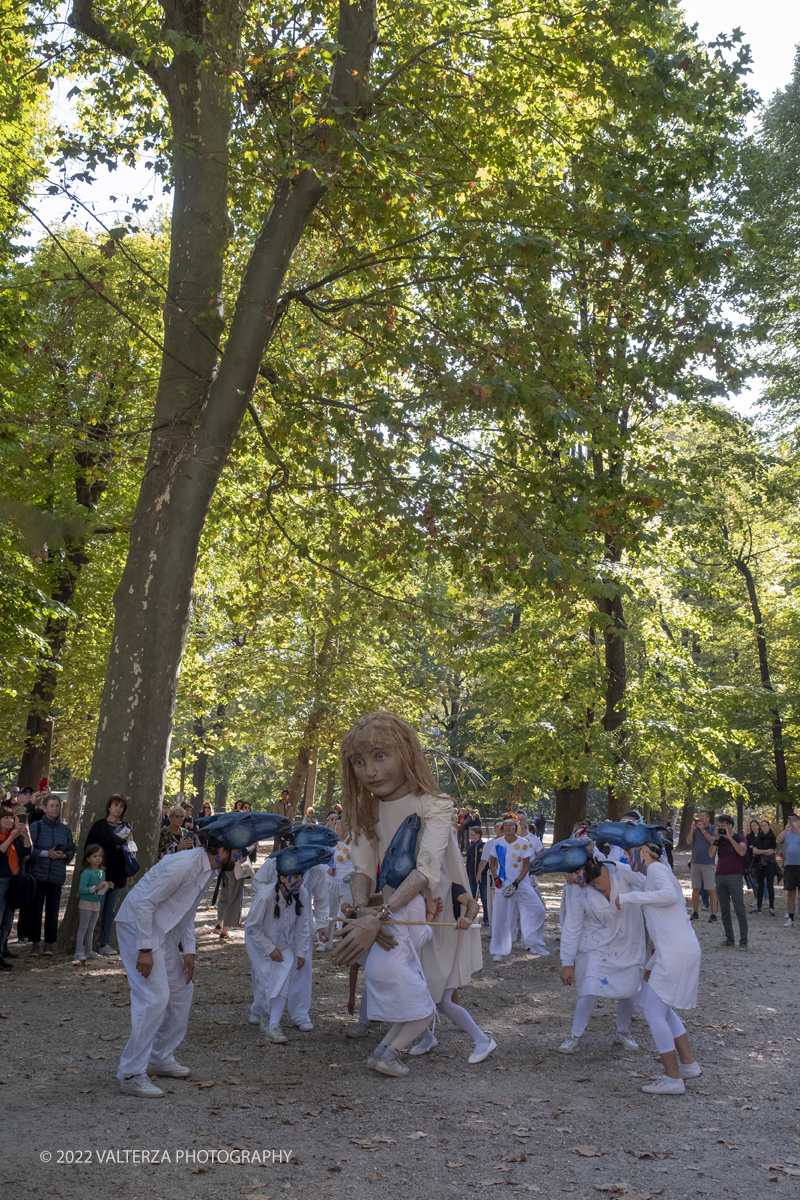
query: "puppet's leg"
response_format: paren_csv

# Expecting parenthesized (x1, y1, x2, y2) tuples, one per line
(517, 881, 548, 955)
(489, 889, 514, 959)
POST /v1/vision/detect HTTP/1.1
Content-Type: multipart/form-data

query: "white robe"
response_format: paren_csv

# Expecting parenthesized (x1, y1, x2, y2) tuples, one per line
(245, 884, 312, 1015)
(364, 894, 433, 1021)
(558, 862, 646, 999)
(617, 860, 701, 1010)
(349, 791, 482, 1002)
(327, 840, 354, 920)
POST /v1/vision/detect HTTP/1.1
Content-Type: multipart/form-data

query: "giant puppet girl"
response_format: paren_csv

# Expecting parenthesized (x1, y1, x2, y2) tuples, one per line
(330, 711, 483, 1053)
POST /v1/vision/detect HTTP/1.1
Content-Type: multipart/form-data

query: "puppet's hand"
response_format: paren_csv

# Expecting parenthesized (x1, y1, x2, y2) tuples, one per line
(331, 913, 394, 965)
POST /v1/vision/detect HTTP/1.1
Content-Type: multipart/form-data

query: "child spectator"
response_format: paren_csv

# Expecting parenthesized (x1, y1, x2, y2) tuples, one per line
(74, 844, 114, 963)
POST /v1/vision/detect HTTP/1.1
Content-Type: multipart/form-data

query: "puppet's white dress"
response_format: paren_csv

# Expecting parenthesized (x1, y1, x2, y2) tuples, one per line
(558, 862, 647, 999)
(616, 861, 701, 1009)
(245, 884, 312, 1018)
(349, 791, 482, 1003)
(363, 894, 433, 1021)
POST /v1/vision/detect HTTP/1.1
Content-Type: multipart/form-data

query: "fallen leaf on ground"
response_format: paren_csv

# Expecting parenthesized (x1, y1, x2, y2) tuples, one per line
(196, 1080, 216, 1089)
(446, 1162, 463, 1168)
(575, 1145, 602, 1157)
(407, 1131, 427, 1140)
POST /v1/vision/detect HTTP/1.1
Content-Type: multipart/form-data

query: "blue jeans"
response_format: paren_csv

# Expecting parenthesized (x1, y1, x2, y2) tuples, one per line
(98, 884, 124, 948)
(469, 873, 489, 923)
(0, 878, 13, 952)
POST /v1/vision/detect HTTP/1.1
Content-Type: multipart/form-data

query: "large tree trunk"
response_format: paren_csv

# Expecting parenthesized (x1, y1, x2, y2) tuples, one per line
(597, 585, 627, 821)
(61, 774, 85, 836)
(553, 782, 588, 844)
(735, 554, 792, 821)
(214, 780, 228, 813)
(677, 794, 695, 850)
(66, 0, 379, 870)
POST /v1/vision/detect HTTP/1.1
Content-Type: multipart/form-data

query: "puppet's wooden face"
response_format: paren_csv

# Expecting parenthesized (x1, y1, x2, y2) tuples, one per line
(348, 746, 409, 802)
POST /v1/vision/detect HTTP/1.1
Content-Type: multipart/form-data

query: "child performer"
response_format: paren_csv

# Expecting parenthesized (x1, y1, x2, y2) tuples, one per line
(409, 884, 496, 1063)
(364, 890, 437, 1077)
(557, 851, 646, 1053)
(246, 844, 330, 1038)
(327, 827, 354, 926)
(74, 844, 114, 963)
(114, 832, 244, 1097)
(489, 816, 548, 961)
(616, 842, 702, 1094)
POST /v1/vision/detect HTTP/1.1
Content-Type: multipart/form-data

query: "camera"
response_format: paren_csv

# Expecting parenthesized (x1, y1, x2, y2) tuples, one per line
(17, 813, 28, 825)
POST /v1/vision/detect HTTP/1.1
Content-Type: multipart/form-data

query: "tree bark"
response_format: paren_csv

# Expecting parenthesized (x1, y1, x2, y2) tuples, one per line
(553, 782, 588, 844)
(323, 767, 337, 813)
(596, 583, 627, 820)
(68, 1, 381, 881)
(304, 748, 319, 815)
(677, 794, 695, 851)
(214, 780, 228, 813)
(735, 554, 792, 821)
(61, 774, 85, 836)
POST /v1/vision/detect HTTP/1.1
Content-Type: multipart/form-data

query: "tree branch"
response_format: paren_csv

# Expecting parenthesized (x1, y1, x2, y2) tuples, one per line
(68, 0, 169, 91)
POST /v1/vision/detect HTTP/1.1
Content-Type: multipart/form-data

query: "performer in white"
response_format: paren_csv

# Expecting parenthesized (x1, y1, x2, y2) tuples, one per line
(250, 851, 329, 1031)
(489, 816, 547, 961)
(245, 845, 329, 1042)
(115, 835, 243, 1097)
(327, 832, 354, 923)
(557, 853, 646, 1053)
(616, 842, 702, 1094)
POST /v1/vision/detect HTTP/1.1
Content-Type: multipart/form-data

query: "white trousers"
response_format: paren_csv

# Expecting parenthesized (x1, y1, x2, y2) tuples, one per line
(249, 953, 312, 1025)
(116, 923, 193, 1079)
(489, 880, 546, 957)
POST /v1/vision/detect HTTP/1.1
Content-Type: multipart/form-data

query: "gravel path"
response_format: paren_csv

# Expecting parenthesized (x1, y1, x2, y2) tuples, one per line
(3, 852, 799, 1200)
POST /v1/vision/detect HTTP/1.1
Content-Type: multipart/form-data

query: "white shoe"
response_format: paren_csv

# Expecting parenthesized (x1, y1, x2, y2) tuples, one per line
(491, 955, 505, 963)
(147, 1058, 191, 1078)
(409, 1032, 437, 1057)
(641, 1075, 685, 1094)
(72, 955, 86, 964)
(468, 1037, 497, 1065)
(294, 1021, 313, 1031)
(97, 944, 117, 956)
(784, 915, 795, 928)
(613, 1030, 639, 1051)
(119, 1073, 165, 1098)
(376, 1048, 409, 1077)
(267, 1024, 288, 1043)
(87, 950, 103, 960)
(248, 1013, 260, 1026)
(528, 946, 550, 957)
(558, 1035, 581, 1053)
(679, 1061, 702, 1078)
(366, 1045, 387, 1069)
(345, 1022, 369, 1038)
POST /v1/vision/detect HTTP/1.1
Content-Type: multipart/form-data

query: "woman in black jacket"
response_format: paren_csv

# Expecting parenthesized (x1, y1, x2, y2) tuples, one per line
(751, 819, 778, 916)
(84, 794, 134, 955)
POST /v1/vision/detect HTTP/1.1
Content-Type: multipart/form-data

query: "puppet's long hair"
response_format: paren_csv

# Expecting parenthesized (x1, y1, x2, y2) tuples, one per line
(340, 711, 450, 843)
(274, 880, 304, 920)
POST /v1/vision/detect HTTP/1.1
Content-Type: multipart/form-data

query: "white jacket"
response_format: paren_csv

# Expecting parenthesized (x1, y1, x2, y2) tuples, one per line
(115, 847, 214, 953)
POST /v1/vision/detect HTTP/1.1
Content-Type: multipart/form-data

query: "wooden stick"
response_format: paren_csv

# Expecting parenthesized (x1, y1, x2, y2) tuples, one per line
(333, 919, 481, 927)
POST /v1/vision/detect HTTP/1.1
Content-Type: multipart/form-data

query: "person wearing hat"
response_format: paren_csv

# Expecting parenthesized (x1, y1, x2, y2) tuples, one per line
(615, 841, 702, 1095)
(245, 844, 329, 1043)
(488, 814, 548, 961)
(113, 832, 244, 1097)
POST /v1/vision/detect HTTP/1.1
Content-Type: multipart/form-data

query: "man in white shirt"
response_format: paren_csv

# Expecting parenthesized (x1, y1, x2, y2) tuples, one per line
(114, 836, 243, 1097)
(489, 816, 548, 961)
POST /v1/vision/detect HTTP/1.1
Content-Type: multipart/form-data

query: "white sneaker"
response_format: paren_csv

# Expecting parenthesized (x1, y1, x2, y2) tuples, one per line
(346, 1022, 369, 1038)
(613, 1030, 639, 1050)
(376, 1048, 409, 1077)
(558, 1035, 581, 1054)
(119, 1073, 165, 1098)
(294, 1021, 313, 1032)
(248, 1013, 260, 1026)
(491, 955, 505, 963)
(87, 951, 103, 960)
(641, 1075, 685, 1094)
(409, 1032, 437, 1057)
(366, 1045, 387, 1069)
(528, 946, 550, 957)
(679, 1061, 702, 1078)
(784, 915, 795, 928)
(72, 955, 86, 964)
(468, 1037, 497, 1065)
(267, 1024, 288, 1043)
(147, 1058, 191, 1078)
(97, 945, 117, 956)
